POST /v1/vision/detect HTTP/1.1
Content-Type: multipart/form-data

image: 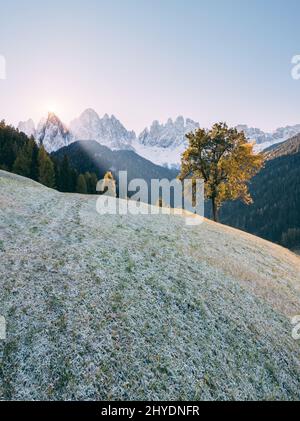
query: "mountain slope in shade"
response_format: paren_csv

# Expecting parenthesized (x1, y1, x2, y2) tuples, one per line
(52, 140, 178, 193)
(0, 169, 300, 400)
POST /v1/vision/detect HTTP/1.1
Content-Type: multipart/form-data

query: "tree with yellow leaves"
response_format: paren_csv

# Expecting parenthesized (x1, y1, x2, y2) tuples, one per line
(97, 171, 116, 197)
(179, 122, 264, 222)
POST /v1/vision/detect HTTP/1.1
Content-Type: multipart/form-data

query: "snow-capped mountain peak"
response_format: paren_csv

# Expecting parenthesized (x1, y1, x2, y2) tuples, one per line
(137, 116, 199, 149)
(236, 124, 300, 151)
(69, 109, 136, 150)
(36, 112, 72, 153)
(16, 110, 300, 166)
(69, 109, 101, 142)
(78, 108, 101, 125)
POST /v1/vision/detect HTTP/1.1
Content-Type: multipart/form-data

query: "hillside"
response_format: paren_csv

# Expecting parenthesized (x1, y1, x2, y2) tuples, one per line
(265, 133, 300, 159)
(52, 140, 178, 199)
(0, 170, 300, 400)
(52, 140, 178, 179)
(0, 121, 97, 194)
(219, 138, 300, 250)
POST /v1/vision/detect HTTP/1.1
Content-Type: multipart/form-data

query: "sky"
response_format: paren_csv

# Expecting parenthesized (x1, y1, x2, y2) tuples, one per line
(1, 0, 300, 133)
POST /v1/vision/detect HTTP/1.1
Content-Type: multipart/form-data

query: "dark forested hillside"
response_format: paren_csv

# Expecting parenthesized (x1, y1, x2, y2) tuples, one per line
(53, 140, 178, 197)
(53, 140, 178, 180)
(0, 121, 98, 194)
(0, 121, 31, 171)
(218, 150, 300, 250)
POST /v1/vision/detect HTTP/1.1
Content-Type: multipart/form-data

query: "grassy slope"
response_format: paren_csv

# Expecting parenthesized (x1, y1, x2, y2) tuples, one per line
(0, 170, 300, 400)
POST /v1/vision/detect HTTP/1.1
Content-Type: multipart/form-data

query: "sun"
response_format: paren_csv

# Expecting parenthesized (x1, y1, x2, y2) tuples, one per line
(46, 101, 60, 115)
(40, 99, 62, 116)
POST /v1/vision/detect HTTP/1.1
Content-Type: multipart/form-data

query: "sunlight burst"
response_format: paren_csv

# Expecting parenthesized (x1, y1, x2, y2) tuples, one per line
(46, 101, 60, 115)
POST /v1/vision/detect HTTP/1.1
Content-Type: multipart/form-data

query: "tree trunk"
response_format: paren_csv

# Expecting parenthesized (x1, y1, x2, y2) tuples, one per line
(211, 197, 219, 222)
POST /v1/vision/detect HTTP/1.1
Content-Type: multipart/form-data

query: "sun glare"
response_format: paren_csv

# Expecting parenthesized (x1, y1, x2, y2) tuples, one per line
(46, 101, 60, 115)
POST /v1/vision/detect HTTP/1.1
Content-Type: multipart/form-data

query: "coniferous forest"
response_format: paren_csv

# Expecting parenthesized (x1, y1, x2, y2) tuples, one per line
(0, 121, 98, 194)
(218, 151, 300, 251)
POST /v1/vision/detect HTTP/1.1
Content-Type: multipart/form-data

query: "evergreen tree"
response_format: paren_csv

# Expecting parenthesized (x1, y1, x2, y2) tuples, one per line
(0, 121, 87, 194)
(0, 120, 28, 170)
(84, 172, 98, 194)
(76, 173, 88, 193)
(59, 154, 73, 192)
(12, 140, 33, 177)
(29, 137, 39, 181)
(89, 172, 98, 194)
(70, 168, 78, 192)
(38, 146, 55, 188)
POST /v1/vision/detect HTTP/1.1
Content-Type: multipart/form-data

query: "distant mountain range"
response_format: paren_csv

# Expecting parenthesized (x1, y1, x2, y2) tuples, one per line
(17, 109, 300, 166)
(17, 110, 199, 167)
(236, 124, 300, 152)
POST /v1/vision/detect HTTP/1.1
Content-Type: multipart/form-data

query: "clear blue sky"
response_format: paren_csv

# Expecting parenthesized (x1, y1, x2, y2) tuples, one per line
(1, 0, 300, 132)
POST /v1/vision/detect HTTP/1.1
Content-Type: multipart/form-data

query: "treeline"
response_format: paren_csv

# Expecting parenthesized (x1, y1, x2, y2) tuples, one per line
(0, 120, 98, 194)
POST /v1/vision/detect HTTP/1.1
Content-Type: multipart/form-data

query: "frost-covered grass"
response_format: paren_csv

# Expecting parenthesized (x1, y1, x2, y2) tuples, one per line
(0, 170, 300, 400)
